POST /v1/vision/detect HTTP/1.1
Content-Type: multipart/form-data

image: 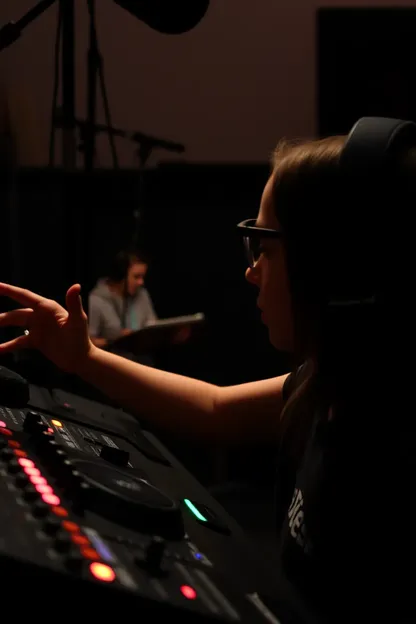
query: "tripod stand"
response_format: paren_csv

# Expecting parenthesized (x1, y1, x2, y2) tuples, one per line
(50, 0, 118, 170)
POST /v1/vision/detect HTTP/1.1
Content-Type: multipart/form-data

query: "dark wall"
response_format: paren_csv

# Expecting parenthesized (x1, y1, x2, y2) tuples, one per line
(317, 8, 416, 136)
(2, 164, 286, 381)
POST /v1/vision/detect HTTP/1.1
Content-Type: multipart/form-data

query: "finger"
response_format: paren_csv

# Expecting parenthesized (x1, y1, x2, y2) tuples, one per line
(0, 283, 43, 308)
(66, 284, 85, 318)
(0, 334, 31, 354)
(0, 309, 34, 327)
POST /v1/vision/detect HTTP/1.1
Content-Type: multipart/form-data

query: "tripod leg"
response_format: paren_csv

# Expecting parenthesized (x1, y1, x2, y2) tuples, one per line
(96, 54, 119, 169)
(86, 0, 118, 169)
(48, 1, 62, 167)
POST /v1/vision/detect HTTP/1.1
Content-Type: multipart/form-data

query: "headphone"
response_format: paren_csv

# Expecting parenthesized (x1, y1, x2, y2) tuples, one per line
(107, 251, 132, 284)
(107, 249, 148, 284)
(328, 116, 416, 307)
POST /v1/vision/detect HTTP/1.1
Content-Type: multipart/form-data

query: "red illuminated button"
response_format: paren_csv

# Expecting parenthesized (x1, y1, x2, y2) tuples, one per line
(72, 534, 90, 546)
(0, 428, 12, 436)
(35, 484, 53, 495)
(51, 506, 68, 518)
(180, 585, 197, 600)
(30, 476, 47, 486)
(62, 521, 80, 533)
(18, 458, 34, 469)
(81, 547, 100, 560)
(42, 493, 61, 506)
(24, 467, 41, 477)
(89, 562, 116, 583)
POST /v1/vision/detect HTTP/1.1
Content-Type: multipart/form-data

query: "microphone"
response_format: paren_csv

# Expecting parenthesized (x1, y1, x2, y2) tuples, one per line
(114, 0, 210, 34)
(130, 131, 185, 154)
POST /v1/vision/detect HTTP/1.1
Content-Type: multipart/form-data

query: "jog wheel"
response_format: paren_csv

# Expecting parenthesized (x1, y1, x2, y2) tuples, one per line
(71, 459, 184, 539)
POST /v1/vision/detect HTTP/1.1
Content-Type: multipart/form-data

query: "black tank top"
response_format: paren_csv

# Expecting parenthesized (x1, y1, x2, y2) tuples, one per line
(274, 367, 416, 622)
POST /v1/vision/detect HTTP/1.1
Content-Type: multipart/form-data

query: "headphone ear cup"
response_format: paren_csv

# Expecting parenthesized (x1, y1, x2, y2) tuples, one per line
(331, 116, 416, 307)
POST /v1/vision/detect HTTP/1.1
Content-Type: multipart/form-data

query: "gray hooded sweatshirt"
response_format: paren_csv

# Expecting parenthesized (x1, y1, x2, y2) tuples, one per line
(88, 279, 157, 341)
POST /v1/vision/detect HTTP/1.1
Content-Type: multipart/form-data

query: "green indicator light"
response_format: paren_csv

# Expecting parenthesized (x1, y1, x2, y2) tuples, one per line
(184, 499, 207, 522)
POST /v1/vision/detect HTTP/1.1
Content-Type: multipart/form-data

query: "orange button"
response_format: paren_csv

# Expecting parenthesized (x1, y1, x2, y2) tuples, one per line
(81, 547, 99, 560)
(89, 562, 116, 583)
(14, 449, 27, 457)
(72, 534, 90, 546)
(8, 440, 20, 448)
(62, 521, 80, 533)
(51, 506, 68, 517)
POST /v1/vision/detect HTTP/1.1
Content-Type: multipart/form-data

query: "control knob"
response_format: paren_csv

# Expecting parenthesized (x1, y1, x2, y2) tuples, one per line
(31, 500, 50, 518)
(7, 458, 22, 474)
(23, 411, 48, 435)
(43, 516, 62, 535)
(65, 549, 85, 573)
(15, 471, 30, 488)
(22, 484, 41, 503)
(54, 531, 72, 553)
(144, 536, 167, 575)
(0, 447, 15, 461)
(134, 536, 168, 577)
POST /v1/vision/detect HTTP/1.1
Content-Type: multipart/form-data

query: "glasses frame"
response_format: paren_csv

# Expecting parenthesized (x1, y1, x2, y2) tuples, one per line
(237, 218, 283, 268)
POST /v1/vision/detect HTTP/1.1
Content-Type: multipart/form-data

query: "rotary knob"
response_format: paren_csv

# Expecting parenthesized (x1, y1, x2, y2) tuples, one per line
(7, 459, 22, 474)
(15, 471, 30, 488)
(31, 500, 50, 518)
(54, 531, 72, 553)
(0, 447, 15, 462)
(22, 484, 41, 503)
(43, 516, 62, 536)
(65, 549, 86, 573)
(135, 536, 167, 577)
(23, 411, 47, 434)
(145, 536, 166, 571)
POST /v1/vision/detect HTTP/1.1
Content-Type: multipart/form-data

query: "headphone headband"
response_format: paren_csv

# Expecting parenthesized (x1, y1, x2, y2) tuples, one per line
(340, 116, 416, 172)
(328, 117, 416, 307)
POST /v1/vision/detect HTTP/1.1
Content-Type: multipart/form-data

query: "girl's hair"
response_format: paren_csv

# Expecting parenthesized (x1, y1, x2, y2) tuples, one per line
(271, 135, 415, 462)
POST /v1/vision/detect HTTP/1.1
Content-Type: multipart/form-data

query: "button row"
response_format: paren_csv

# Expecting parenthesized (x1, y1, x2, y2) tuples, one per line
(1, 418, 117, 584)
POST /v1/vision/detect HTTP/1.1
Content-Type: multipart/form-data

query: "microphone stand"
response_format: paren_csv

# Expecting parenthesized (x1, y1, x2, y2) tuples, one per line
(84, 0, 118, 171)
(0, 0, 76, 170)
(68, 117, 185, 249)
(130, 131, 185, 247)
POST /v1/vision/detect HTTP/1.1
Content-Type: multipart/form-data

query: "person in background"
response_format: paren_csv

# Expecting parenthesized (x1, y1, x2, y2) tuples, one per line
(88, 249, 157, 349)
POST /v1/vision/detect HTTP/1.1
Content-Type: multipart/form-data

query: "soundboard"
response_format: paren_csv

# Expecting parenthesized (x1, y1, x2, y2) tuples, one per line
(0, 374, 304, 623)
